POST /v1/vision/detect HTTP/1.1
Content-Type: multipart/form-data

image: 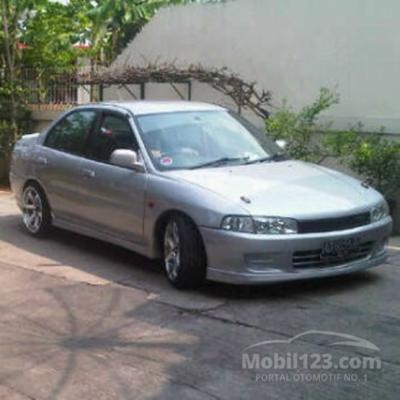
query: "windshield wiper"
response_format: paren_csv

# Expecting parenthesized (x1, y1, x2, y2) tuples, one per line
(245, 153, 289, 165)
(190, 156, 249, 170)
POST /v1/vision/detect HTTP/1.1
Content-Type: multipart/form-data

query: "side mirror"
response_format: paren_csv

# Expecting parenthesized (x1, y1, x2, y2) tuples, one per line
(110, 149, 145, 172)
(276, 139, 287, 150)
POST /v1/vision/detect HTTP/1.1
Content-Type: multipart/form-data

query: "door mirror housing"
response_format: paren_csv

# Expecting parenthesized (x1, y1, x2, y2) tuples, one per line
(275, 139, 288, 150)
(110, 149, 145, 172)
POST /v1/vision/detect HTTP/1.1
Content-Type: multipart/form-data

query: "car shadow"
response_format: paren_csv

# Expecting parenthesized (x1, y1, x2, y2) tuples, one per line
(0, 265, 395, 399)
(0, 211, 398, 399)
(0, 212, 388, 302)
(202, 270, 382, 300)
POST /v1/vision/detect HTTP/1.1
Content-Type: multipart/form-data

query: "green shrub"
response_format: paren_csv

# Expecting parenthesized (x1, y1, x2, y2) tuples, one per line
(327, 131, 400, 198)
(0, 83, 31, 158)
(266, 87, 339, 163)
(266, 88, 400, 198)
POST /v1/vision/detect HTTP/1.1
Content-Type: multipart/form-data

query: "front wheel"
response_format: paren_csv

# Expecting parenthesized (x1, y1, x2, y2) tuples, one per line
(163, 215, 207, 289)
(22, 183, 52, 237)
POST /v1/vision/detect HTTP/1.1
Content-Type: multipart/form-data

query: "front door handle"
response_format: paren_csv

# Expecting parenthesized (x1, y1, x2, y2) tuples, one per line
(37, 156, 48, 165)
(81, 169, 95, 178)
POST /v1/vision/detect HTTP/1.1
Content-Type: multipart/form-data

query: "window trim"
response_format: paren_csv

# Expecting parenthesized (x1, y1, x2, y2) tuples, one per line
(81, 110, 140, 165)
(43, 109, 100, 156)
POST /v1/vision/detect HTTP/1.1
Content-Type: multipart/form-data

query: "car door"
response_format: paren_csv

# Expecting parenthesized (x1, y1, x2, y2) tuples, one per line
(77, 111, 147, 244)
(36, 109, 98, 223)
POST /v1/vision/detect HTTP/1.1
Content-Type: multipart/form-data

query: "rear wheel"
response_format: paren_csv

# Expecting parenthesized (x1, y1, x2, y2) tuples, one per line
(163, 214, 206, 289)
(22, 183, 52, 237)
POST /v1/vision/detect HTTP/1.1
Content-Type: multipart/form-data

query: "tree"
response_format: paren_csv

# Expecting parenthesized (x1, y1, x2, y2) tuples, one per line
(0, 0, 200, 161)
(21, 1, 83, 70)
(0, 0, 42, 156)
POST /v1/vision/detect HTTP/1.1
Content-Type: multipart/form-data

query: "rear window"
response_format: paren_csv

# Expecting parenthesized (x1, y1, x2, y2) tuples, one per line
(45, 111, 97, 155)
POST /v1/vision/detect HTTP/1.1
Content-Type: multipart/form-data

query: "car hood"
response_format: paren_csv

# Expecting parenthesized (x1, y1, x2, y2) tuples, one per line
(166, 161, 382, 218)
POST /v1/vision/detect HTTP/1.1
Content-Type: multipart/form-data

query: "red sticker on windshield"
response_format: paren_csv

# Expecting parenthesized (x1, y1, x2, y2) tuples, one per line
(160, 156, 173, 166)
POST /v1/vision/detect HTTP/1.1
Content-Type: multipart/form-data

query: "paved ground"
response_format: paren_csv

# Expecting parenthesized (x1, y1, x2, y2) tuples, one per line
(0, 192, 399, 400)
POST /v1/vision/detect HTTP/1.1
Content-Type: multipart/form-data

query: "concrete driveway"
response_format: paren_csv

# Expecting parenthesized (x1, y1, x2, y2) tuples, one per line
(0, 192, 399, 400)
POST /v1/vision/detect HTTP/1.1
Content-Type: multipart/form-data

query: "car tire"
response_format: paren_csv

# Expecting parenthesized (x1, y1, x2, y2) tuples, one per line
(163, 214, 207, 289)
(22, 183, 52, 237)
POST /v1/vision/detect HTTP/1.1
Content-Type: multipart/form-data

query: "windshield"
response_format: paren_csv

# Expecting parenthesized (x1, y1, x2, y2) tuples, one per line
(136, 110, 283, 171)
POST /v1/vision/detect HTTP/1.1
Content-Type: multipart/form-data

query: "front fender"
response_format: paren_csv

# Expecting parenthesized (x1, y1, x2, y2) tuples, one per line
(143, 173, 250, 258)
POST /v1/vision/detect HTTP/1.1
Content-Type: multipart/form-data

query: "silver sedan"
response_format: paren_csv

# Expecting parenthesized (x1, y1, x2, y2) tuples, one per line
(10, 101, 392, 288)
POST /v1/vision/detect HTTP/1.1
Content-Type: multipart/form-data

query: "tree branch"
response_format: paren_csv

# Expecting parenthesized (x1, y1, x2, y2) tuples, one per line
(77, 62, 272, 119)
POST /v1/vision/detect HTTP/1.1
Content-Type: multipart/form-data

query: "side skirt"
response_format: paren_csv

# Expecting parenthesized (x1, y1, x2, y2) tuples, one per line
(52, 218, 153, 259)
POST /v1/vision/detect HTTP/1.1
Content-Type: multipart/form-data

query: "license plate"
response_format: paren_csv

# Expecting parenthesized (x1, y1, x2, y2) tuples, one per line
(320, 238, 361, 260)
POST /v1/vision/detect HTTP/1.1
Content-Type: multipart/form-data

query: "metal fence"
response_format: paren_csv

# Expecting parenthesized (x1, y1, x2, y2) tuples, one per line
(3, 67, 194, 110)
(17, 67, 102, 110)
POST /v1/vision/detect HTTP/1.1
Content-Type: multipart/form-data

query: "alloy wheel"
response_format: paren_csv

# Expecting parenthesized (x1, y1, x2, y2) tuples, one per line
(164, 221, 181, 280)
(22, 187, 43, 234)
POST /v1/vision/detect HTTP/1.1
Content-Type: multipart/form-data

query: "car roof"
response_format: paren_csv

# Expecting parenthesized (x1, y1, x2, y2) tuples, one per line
(86, 101, 227, 116)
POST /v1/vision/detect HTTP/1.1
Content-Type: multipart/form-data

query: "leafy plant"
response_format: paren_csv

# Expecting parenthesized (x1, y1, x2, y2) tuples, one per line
(266, 87, 339, 163)
(0, 82, 31, 155)
(266, 88, 400, 198)
(21, 1, 83, 70)
(0, 0, 46, 163)
(327, 130, 400, 198)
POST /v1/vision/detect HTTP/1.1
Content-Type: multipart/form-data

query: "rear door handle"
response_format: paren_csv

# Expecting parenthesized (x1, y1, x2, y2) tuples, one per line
(81, 168, 95, 178)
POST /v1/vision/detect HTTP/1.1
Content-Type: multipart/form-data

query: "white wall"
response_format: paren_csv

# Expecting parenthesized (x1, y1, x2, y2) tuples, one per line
(110, 0, 400, 132)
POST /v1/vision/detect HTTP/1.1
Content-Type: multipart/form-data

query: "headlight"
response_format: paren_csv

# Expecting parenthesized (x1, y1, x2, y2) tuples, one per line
(370, 201, 389, 223)
(221, 216, 298, 234)
(253, 216, 298, 234)
(221, 216, 254, 233)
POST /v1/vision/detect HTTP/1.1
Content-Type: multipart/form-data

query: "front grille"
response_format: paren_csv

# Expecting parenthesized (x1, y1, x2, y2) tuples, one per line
(292, 241, 374, 269)
(298, 212, 371, 234)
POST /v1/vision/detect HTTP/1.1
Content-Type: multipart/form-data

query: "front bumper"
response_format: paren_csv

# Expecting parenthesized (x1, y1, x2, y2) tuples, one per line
(200, 217, 392, 285)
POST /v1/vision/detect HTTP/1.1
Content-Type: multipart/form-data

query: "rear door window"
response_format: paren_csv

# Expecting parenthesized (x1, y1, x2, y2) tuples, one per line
(45, 110, 97, 155)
